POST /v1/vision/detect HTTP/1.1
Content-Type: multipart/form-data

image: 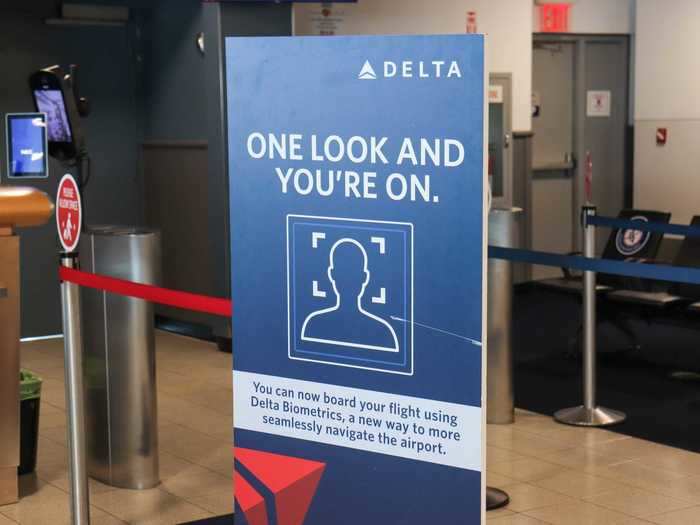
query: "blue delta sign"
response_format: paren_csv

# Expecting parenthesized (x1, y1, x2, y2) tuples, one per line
(228, 35, 487, 524)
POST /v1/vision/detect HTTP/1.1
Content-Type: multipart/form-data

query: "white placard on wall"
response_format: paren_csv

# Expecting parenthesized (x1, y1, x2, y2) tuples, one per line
(587, 90, 612, 117)
(489, 85, 503, 103)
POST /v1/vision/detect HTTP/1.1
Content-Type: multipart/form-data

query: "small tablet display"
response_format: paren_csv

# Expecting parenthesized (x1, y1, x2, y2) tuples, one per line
(34, 89, 73, 143)
(5, 113, 49, 179)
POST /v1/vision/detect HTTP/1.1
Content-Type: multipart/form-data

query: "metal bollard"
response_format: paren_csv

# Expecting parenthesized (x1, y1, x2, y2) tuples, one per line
(60, 253, 90, 524)
(485, 208, 521, 513)
(554, 206, 626, 427)
(80, 227, 160, 490)
(487, 208, 521, 424)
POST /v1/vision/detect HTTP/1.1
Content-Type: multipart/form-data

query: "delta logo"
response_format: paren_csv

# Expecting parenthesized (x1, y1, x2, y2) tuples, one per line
(234, 448, 326, 525)
(358, 59, 462, 80)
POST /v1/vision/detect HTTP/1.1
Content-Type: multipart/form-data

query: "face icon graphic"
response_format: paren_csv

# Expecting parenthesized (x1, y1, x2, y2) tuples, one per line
(329, 240, 370, 300)
(301, 239, 399, 353)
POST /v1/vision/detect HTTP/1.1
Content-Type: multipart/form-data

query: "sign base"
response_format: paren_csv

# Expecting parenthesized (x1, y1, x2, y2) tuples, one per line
(486, 487, 510, 511)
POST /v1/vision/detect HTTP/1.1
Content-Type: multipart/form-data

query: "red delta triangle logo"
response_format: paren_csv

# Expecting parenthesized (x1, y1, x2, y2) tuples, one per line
(234, 448, 326, 525)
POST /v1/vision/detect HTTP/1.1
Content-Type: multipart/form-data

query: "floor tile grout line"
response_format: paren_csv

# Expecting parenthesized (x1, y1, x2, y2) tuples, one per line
(645, 503, 700, 522)
(524, 498, 671, 522)
(581, 491, 699, 520)
(155, 440, 233, 480)
(500, 478, 699, 520)
(158, 487, 220, 519)
(575, 464, 700, 490)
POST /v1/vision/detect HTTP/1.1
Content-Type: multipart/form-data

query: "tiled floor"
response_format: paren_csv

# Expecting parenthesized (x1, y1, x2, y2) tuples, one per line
(0, 331, 231, 525)
(3, 332, 700, 523)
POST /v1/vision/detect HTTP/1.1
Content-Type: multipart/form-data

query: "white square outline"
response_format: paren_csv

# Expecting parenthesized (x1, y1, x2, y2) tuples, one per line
(5, 112, 49, 180)
(286, 214, 414, 376)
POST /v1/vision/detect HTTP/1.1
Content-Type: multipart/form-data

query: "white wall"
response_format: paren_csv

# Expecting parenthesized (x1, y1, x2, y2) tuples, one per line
(294, 0, 534, 132)
(634, 0, 700, 224)
(635, 0, 700, 121)
(531, 0, 636, 124)
(532, 0, 634, 34)
(635, 120, 700, 225)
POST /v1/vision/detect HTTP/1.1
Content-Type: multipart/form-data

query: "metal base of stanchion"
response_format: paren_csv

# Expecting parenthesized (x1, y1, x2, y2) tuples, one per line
(486, 487, 510, 511)
(554, 406, 626, 427)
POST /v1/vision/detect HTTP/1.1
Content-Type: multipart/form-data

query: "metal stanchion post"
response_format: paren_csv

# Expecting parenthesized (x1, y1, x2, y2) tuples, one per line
(60, 253, 91, 524)
(554, 207, 626, 427)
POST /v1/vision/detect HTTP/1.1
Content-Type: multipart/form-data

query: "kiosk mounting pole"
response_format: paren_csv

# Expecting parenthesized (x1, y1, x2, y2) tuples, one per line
(60, 253, 90, 524)
(554, 206, 626, 427)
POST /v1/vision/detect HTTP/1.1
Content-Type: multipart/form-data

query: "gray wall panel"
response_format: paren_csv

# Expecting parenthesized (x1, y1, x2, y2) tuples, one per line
(142, 142, 213, 327)
(206, 3, 292, 339)
(140, 1, 292, 339)
(146, 0, 207, 141)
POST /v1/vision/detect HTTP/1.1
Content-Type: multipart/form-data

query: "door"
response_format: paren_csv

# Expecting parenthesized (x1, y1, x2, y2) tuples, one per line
(531, 41, 576, 280)
(489, 74, 513, 208)
(584, 39, 629, 250)
(531, 35, 629, 279)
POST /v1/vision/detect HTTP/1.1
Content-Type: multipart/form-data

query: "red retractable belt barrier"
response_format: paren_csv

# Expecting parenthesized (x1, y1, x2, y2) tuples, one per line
(58, 266, 232, 317)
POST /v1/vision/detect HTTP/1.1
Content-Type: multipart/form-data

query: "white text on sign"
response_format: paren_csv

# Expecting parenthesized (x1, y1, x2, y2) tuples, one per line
(234, 371, 482, 471)
(246, 133, 468, 205)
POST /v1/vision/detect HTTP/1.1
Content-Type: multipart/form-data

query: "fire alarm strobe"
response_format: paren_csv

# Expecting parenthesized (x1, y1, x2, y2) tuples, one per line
(656, 128, 668, 146)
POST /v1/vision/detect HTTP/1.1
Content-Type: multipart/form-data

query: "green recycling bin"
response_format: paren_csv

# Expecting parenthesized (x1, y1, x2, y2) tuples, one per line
(19, 370, 42, 475)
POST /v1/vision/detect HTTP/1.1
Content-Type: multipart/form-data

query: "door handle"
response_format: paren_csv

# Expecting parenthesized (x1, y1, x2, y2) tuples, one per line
(564, 152, 577, 170)
(0, 285, 7, 299)
(504, 133, 511, 149)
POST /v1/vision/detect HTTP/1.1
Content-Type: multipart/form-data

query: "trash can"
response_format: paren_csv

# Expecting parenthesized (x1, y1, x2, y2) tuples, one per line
(80, 226, 161, 490)
(18, 369, 42, 475)
(487, 208, 522, 424)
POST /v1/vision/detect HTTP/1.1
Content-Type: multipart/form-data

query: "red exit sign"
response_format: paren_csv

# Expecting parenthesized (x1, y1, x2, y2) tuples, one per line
(539, 3, 572, 33)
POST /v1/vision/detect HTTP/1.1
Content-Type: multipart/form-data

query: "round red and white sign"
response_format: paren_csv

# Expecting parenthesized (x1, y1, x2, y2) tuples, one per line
(56, 174, 82, 253)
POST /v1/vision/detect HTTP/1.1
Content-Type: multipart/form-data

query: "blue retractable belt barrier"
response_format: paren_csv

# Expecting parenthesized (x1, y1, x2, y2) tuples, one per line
(587, 215, 700, 238)
(489, 246, 700, 286)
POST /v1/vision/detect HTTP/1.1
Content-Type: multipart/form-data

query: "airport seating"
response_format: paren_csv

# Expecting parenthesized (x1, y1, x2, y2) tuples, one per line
(608, 216, 700, 309)
(538, 209, 671, 293)
(537, 209, 670, 353)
